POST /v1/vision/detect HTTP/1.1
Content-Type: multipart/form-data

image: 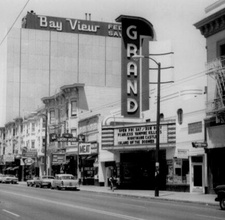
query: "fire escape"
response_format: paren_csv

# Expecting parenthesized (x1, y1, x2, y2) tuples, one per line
(206, 56, 225, 122)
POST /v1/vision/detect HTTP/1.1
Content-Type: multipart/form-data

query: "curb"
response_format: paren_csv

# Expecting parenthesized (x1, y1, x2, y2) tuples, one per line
(79, 188, 218, 207)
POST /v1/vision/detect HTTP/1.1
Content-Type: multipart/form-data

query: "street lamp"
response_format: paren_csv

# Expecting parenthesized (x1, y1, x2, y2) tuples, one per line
(132, 54, 161, 197)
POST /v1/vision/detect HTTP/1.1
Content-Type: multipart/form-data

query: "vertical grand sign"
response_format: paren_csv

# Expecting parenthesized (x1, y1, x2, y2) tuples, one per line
(116, 15, 155, 118)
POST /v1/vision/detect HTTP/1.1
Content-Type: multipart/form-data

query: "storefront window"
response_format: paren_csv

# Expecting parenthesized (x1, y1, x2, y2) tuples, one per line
(166, 158, 189, 184)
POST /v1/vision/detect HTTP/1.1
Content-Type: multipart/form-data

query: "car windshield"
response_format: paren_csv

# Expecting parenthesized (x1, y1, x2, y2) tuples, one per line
(61, 175, 75, 180)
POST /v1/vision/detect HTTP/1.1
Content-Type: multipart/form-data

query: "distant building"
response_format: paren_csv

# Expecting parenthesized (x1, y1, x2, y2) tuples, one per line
(0, 11, 121, 126)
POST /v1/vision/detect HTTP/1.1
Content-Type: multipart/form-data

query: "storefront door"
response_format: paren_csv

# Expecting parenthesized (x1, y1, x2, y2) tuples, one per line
(192, 163, 203, 193)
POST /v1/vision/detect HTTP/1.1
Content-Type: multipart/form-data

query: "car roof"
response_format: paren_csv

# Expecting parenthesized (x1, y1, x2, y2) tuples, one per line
(56, 174, 73, 176)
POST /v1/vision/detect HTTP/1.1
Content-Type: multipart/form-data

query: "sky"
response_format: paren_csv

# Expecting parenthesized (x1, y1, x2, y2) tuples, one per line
(0, 0, 217, 81)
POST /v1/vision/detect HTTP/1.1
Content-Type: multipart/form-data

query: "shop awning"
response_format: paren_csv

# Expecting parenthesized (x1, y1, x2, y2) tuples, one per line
(6, 167, 12, 170)
(12, 166, 19, 170)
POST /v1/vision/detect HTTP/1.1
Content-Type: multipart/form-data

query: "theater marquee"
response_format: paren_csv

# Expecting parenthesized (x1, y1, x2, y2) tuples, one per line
(114, 124, 168, 146)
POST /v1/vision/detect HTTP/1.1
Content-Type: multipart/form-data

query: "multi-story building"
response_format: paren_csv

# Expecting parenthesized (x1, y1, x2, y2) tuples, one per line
(194, 0, 225, 193)
(0, 10, 121, 127)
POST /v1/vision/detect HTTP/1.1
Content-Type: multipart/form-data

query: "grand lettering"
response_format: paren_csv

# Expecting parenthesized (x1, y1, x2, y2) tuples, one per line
(126, 26, 139, 114)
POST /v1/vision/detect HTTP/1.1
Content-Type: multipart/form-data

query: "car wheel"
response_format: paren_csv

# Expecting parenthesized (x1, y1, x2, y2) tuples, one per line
(220, 198, 225, 210)
(27, 183, 29, 186)
(35, 183, 38, 188)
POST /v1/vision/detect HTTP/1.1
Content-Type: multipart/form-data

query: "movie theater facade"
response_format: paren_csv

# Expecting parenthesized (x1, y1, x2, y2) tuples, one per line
(1, 12, 207, 193)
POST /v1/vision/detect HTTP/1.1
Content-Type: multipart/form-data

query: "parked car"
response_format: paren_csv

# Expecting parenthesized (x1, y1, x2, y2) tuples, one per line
(1, 174, 18, 184)
(34, 176, 55, 188)
(52, 174, 78, 190)
(27, 177, 39, 187)
(0, 174, 5, 183)
(214, 184, 225, 210)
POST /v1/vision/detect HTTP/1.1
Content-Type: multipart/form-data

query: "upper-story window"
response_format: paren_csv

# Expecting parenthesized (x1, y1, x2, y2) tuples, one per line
(50, 110, 55, 124)
(66, 102, 69, 118)
(31, 123, 35, 133)
(177, 109, 183, 125)
(31, 141, 35, 149)
(71, 100, 77, 117)
(218, 39, 225, 66)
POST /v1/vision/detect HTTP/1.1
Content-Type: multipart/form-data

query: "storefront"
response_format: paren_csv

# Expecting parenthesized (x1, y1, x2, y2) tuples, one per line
(78, 115, 100, 185)
(102, 120, 176, 190)
(205, 122, 225, 193)
(78, 142, 98, 185)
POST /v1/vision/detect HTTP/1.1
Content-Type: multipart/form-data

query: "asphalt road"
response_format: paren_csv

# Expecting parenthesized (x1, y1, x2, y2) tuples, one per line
(0, 183, 224, 220)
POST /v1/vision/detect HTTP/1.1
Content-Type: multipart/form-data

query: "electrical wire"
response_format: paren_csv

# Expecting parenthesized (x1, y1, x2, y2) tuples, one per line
(0, 0, 31, 48)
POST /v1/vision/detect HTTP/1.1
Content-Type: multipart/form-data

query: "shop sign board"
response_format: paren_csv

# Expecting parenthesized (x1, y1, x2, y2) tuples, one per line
(23, 12, 121, 38)
(3, 154, 15, 162)
(52, 153, 65, 165)
(23, 149, 37, 157)
(78, 143, 98, 155)
(177, 149, 189, 159)
(114, 124, 168, 146)
(79, 143, 91, 155)
(24, 157, 34, 165)
(57, 137, 78, 142)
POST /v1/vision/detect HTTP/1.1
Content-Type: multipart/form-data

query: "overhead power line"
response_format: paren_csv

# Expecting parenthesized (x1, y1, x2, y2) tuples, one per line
(0, 0, 31, 48)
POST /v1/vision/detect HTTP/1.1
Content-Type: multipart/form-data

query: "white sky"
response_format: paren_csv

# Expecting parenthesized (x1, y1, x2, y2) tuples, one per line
(0, 0, 217, 80)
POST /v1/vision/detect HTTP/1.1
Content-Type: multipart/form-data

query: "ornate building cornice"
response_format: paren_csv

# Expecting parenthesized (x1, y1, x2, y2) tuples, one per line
(194, 8, 225, 38)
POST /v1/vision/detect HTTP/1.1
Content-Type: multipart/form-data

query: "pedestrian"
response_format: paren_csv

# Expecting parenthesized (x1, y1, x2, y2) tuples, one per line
(109, 175, 116, 192)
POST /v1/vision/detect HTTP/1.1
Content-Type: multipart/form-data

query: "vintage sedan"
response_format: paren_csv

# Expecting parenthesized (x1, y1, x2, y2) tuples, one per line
(0, 174, 5, 183)
(27, 177, 39, 187)
(214, 184, 225, 210)
(52, 174, 78, 190)
(1, 174, 18, 184)
(34, 175, 55, 188)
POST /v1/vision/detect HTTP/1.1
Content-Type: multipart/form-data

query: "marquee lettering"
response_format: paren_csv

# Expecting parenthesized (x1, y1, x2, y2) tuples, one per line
(125, 25, 139, 114)
(126, 25, 137, 40)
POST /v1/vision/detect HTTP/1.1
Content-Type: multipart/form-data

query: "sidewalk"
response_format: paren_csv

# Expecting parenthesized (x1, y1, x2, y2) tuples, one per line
(79, 185, 218, 206)
(19, 181, 218, 206)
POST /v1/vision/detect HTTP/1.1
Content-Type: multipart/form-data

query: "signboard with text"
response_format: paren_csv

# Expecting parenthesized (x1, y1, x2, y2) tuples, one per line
(52, 153, 65, 165)
(78, 143, 98, 155)
(116, 15, 155, 118)
(114, 124, 168, 146)
(23, 12, 121, 38)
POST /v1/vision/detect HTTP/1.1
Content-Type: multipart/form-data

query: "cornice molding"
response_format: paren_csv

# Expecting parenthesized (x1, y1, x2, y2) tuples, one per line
(194, 8, 225, 38)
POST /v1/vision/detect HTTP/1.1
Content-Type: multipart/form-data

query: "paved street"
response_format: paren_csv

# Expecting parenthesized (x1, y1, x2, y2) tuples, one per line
(0, 183, 224, 220)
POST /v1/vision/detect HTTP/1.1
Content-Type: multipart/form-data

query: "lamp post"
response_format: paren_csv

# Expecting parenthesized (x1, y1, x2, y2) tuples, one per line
(132, 54, 161, 197)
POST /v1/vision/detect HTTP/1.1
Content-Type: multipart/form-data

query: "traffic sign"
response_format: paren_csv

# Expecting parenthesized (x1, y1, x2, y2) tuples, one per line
(192, 142, 208, 148)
